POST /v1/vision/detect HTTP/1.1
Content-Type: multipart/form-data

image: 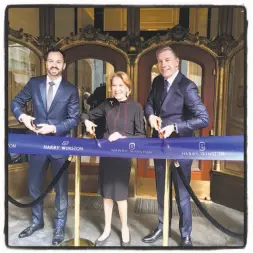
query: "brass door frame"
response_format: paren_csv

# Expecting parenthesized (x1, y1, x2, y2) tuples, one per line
(8, 26, 46, 74)
(7, 24, 244, 176)
(56, 25, 131, 101)
(215, 34, 245, 174)
(132, 25, 244, 174)
(8, 26, 46, 172)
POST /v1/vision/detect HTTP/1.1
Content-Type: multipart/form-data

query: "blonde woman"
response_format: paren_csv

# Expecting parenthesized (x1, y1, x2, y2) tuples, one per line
(81, 71, 145, 246)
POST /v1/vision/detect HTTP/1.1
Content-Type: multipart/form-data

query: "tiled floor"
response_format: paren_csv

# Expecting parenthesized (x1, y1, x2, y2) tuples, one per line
(6, 196, 245, 248)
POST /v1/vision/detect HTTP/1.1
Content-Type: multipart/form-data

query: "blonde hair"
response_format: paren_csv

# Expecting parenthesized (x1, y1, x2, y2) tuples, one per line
(110, 71, 132, 96)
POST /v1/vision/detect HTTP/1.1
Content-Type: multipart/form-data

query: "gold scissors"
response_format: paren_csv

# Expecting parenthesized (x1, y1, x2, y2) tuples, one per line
(157, 117, 164, 138)
(91, 126, 101, 148)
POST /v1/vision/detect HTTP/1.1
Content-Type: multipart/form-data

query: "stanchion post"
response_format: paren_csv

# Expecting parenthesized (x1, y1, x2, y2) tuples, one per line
(74, 155, 81, 246)
(61, 123, 94, 247)
(162, 159, 171, 246)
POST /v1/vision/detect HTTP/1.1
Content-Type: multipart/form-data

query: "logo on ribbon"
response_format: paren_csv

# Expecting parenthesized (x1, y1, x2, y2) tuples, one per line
(199, 142, 205, 151)
(62, 141, 69, 146)
(129, 142, 135, 151)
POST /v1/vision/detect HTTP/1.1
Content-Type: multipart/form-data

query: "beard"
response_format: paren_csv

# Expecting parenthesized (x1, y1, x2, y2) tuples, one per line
(47, 67, 63, 76)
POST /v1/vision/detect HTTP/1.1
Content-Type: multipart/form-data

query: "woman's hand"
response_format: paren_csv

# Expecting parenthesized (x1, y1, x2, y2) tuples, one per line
(108, 132, 126, 142)
(84, 119, 97, 135)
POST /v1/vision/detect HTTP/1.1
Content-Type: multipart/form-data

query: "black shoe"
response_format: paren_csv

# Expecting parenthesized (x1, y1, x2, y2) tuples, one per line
(52, 227, 65, 246)
(121, 232, 131, 247)
(18, 223, 44, 238)
(142, 227, 163, 243)
(95, 233, 111, 247)
(180, 236, 193, 247)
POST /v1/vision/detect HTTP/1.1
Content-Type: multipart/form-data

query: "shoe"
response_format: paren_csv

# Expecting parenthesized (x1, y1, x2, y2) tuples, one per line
(52, 227, 65, 246)
(121, 231, 131, 247)
(142, 227, 163, 243)
(18, 223, 44, 238)
(95, 233, 111, 246)
(180, 236, 193, 247)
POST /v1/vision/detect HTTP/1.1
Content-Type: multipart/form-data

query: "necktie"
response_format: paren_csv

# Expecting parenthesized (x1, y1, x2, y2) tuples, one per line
(162, 80, 170, 102)
(47, 81, 55, 111)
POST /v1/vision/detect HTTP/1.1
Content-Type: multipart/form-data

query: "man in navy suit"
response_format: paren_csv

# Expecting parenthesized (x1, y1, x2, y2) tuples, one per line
(11, 48, 80, 245)
(143, 45, 209, 246)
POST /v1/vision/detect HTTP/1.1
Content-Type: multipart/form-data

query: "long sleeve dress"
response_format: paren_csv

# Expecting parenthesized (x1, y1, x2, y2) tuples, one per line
(81, 97, 146, 201)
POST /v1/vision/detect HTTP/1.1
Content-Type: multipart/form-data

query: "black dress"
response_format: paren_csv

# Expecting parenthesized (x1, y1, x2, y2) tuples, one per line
(81, 97, 146, 201)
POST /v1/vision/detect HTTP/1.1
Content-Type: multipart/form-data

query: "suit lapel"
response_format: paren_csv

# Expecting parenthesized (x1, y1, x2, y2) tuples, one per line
(47, 79, 66, 114)
(161, 72, 182, 109)
(157, 76, 165, 108)
(39, 77, 47, 113)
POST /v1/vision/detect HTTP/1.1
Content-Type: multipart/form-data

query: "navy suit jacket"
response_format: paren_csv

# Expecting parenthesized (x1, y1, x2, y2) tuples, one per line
(144, 72, 209, 137)
(11, 75, 80, 138)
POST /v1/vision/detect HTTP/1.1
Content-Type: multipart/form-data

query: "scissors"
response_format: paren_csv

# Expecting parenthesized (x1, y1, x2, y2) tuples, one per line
(32, 120, 42, 135)
(157, 118, 169, 148)
(91, 126, 102, 148)
(157, 117, 164, 138)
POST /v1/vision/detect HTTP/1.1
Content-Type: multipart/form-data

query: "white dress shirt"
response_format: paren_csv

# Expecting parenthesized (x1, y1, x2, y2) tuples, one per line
(165, 70, 179, 92)
(165, 70, 179, 133)
(46, 75, 62, 100)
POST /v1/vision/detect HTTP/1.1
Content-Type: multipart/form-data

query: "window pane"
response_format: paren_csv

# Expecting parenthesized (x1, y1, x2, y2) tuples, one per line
(181, 60, 202, 171)
(8, 41, 41, 164)
(140, 8, 179, 31)
(77, 8, 94, 30)
(67, 59, 115, 164)
(8, 41, 41, 127)
(104, 8, 127, 31)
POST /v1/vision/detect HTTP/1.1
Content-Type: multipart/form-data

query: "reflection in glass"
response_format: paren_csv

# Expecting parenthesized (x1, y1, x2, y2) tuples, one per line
(67, 59, 114, 164)
(8, 41, 41, 165)
(8, 41, 41, 127)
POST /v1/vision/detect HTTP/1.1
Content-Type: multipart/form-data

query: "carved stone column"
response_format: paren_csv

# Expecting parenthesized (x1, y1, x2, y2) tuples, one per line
(39, 7, 55, 37)
(126, 7, 140, 99)
(218, 7, 234, 36)
(127, 7, 140, 36)
(94, 8, 104, 31)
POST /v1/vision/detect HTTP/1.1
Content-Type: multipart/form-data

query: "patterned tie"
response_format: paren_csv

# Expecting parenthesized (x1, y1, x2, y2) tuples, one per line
(161, 79, 170, 102)
(47, 81, 55, 111)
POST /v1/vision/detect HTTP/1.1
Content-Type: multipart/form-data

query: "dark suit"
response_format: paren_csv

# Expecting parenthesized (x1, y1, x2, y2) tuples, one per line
(11, 75, 79, 228)
(144, 72, 209, 237)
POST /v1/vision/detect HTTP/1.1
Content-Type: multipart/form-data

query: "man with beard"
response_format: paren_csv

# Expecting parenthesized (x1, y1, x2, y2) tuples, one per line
(11, 48, 80, 245)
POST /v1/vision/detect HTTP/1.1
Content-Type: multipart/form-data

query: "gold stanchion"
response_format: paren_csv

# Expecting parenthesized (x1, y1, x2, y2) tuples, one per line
(61, 155, 94, 246)
(61, 156, 94, 247)
(61, 122, 94, 246)
(162, 159, 171, 246)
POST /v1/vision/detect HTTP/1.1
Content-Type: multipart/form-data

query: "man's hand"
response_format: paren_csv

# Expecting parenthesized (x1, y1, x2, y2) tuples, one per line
(84, 119, 97, 135)
(108, 132, 126, 142)
(36, 124, 56, 135)
(149, 115, 162, 131)
(159, 125, 174, 139)
(19, 114, 36, 132)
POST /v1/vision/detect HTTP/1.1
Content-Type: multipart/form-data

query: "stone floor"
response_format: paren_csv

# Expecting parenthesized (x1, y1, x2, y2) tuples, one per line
(6, 196, 245, 249)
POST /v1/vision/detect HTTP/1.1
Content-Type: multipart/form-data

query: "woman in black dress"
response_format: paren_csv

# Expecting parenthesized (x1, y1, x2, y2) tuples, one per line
(81, 71, 146, 246)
